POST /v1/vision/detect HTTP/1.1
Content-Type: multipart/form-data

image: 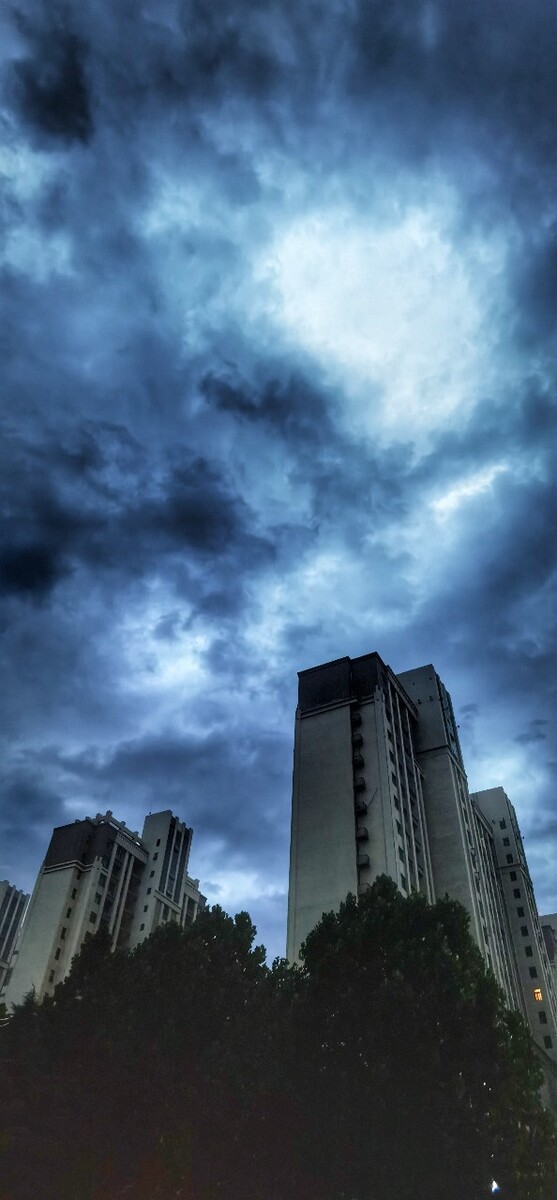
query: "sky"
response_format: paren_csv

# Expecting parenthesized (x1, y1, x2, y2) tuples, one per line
(1, 0, 556, 962)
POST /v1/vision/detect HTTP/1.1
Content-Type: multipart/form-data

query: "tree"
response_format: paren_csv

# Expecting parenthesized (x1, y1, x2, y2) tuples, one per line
(0, 885, 554, 1200)
(292, 877, 555, 1200)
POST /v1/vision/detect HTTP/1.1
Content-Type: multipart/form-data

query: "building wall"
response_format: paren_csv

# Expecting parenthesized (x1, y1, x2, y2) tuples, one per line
(473, 788, 557, 1064)
(3, 868, 73, 1005)
(472, 804, 522, 1011)
(2, 809, 202, 1010)
(541, 914, 557, 997)
(286, 653, 435, 962)
(287, 698, 358, 961)
(397, 666, 484, 950)
(0, 881, 28, 993)
(128, 810, 199, 947)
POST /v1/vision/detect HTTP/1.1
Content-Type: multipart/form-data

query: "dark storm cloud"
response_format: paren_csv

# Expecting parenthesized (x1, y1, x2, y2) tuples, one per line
(0, 542, 68, 598)
(1, 0, 557, 955)
(0, 768, 67, 881)
(19, 727, 293, 897)
(0, 415, 277, 612)
(12, 24, 92, 144)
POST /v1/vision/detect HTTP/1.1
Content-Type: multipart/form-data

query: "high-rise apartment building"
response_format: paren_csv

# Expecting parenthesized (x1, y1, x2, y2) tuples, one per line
(287, 653, 435, 966)
(0, 881, 29, 994)
(2, 809, 205, 1009)
(472, 788, 557, 1063)
(287, 652, 555, 1056)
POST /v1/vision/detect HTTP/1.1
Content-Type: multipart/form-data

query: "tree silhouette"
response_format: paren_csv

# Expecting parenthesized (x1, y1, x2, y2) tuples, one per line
(0, 882, 554, 1200)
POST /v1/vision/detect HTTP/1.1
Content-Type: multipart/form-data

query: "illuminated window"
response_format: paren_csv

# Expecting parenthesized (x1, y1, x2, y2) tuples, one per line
(534, 988, 543, 1002)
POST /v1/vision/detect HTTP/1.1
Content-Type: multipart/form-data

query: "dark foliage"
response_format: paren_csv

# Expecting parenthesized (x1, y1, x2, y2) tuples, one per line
(0, 881, 554, 1199)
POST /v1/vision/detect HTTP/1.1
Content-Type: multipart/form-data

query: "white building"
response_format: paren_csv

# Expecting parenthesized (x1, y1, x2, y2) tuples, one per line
(2, 809, 205, 1009)
(0, 881, 29, 994)
(287, 653, 435, 966)
(472, 788, 557, 1064)
(286, 652, 550, 1030)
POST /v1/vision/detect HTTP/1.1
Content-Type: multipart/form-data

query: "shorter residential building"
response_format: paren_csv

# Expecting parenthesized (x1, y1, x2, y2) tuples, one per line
(2, 809, 205, 1009)
(0, 881, 29, 994)
(472, 788, 557, 1065)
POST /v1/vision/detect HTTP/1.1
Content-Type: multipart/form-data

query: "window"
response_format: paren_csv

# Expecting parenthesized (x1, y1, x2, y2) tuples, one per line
(521, 925, 529, 937)
(529, 967, 538, 979)
(510, 871, 517, 882)
(153, 853, 158, 861)
(163, 904, 169, 919)
(517, 907, 524, 918)
(499, 819, 507, 830)
(544, 1036, 553, 1049)
(55, 948, 61, 960)
(525, 946, 533, 958)
(95, 893, 102, 905)
(502, 837, 510, 847)
(147, 888, 151, 895)
(48, 971, 55, 984)
(156, 838, 161, 847)
(89, 911, 97, 924)
(389, 751, 395, 764)
(391, 773, 397, 786)
(400, 874, 407, 892)
(533, 988, 543, 1002)
(393, 795, 400, 810)
(60, 926, 67, 940)
(539, 1012, 548, 1024)
(76, 870, 82, 880)
(144, 905, 148, 912)
(396, 820, 402, 836)
(398, 846, 404, 863)
(150, 870, 155, 878)
(66, 907, 72, 918)
(99, 874, 107, 887)
(513, 889, 521, 899)
(506, 854, 513, 864)
(140, 923, 145, 931)
(71, 888, 77, 899)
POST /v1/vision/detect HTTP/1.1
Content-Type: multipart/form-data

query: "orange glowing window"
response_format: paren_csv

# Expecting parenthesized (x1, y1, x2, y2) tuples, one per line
(534, 988, 543, 1002)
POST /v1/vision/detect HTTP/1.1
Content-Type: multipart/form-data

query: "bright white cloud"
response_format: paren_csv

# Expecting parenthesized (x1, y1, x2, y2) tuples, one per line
(256, 199, 507, 443)
(201, 865, 284, 908)
(116, 588, 208, 700)
(431, 463, 509, 518)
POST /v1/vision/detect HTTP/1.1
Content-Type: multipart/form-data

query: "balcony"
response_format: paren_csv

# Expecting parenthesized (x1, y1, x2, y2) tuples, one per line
(356, 826, 369, 841)
(351, 731, 363, 748)
(357, 852, 370, 869)
(354, 776, 366, 792)
(355, 798, 368, 815)
(352, 753, 364, 770)
(351, 710, 362, 727)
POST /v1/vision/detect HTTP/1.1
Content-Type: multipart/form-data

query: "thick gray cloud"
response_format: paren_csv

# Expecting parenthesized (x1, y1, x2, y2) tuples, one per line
(1, 0, 556, 957)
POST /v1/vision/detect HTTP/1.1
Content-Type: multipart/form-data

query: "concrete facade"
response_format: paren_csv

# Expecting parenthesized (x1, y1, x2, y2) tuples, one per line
(541, 914, 557, 996)
(286, 653, 551, 1038)
(2, 809, 205, 1009)
(472, 788, 557, 1065)
(287, 653, 435, 961)
(0, 881, 29, 994)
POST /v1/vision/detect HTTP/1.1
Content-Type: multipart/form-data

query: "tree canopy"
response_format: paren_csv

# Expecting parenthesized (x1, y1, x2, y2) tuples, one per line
(0, 879, 554, 1200)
